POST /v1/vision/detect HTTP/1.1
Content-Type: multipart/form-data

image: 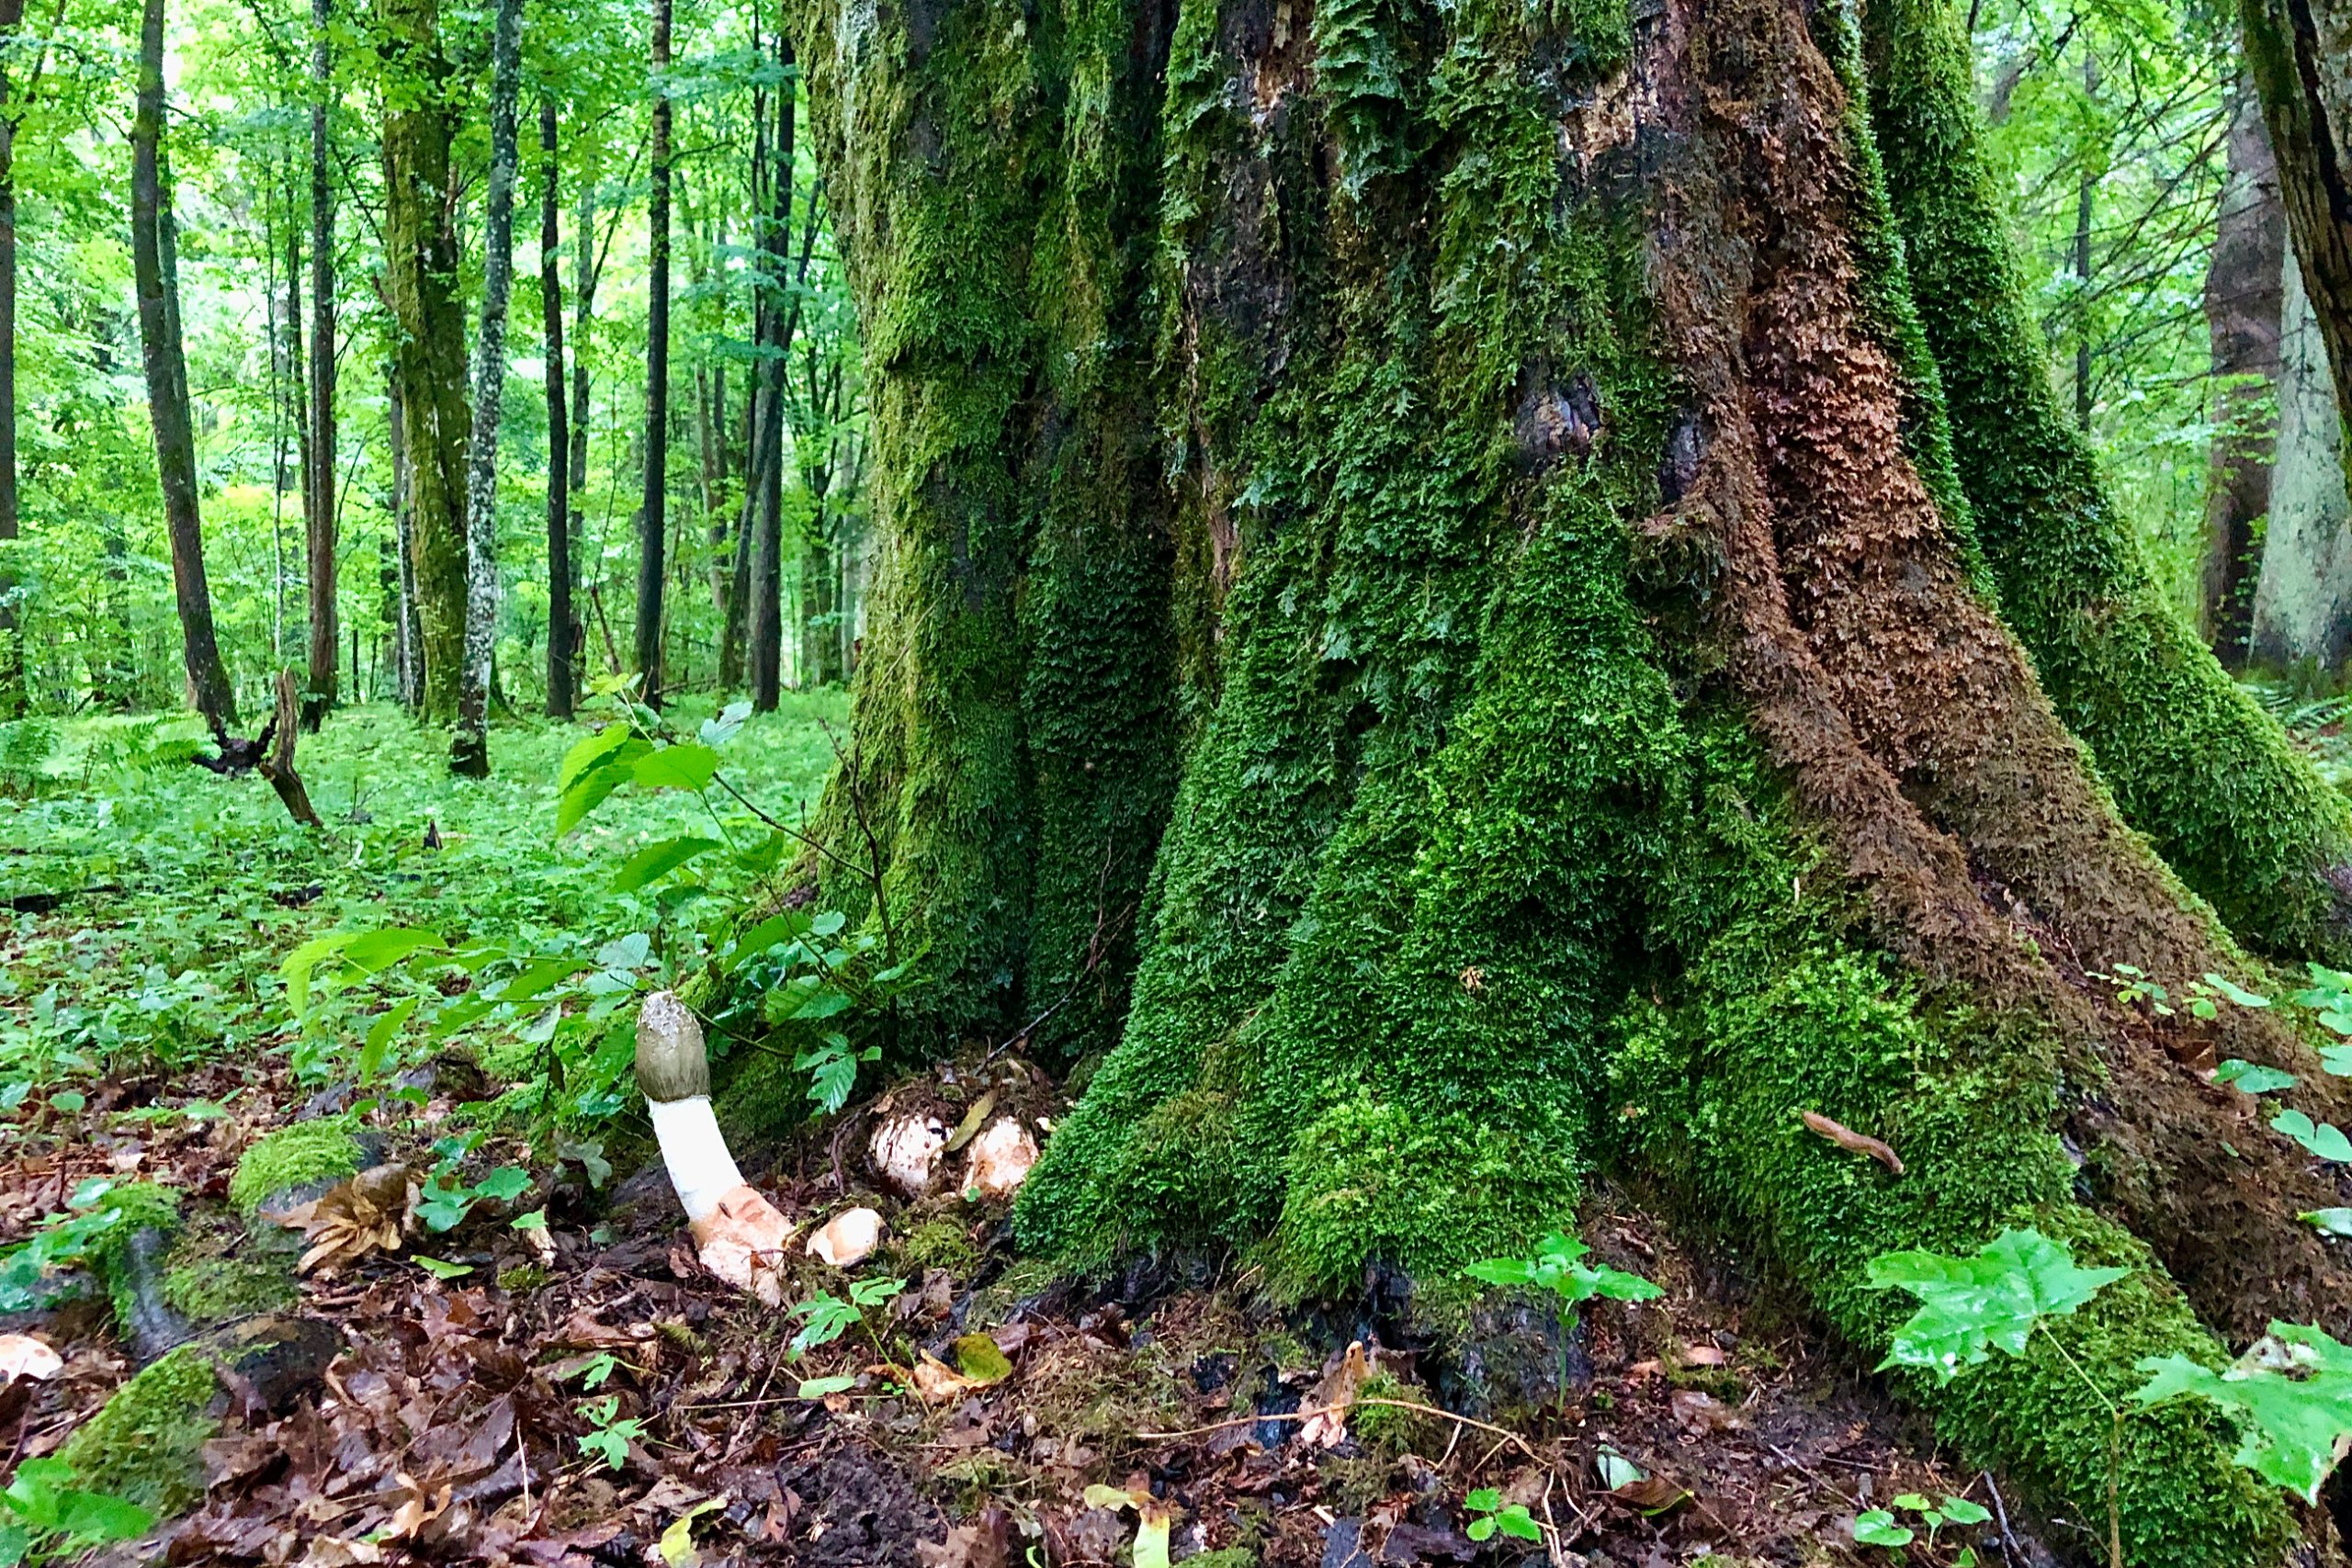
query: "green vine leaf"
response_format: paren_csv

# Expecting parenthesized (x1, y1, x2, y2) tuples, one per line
(2270, 1108, 2352, 1162)
(2137, 1324, 2352, 1503)
(1864, 1228, 2127, 1382)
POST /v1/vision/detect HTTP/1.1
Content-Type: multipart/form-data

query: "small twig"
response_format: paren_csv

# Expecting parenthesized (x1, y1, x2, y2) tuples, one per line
(1983, 1469, 2024, 1568)
(1136, 1398, 1543, 1464)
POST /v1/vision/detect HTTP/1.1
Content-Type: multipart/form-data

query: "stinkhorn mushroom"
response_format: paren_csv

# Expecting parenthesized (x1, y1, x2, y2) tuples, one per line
(636, 991, 796, 1303)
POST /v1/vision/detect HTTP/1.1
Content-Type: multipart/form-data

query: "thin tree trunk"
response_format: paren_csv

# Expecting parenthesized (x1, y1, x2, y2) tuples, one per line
(2249, 239, 2352, 672)
(2239, 0, 2352, 476)
(388, 364, 423, 709)
(542, 98, 573, 719)
(2201, 79, 2286, 660)
(0, 0, 21, 717)
(635, 0, 673, 706)
(303, 0, 337, 728)
(748, 33, 795, 710)
(2072, 51, 2098, 431)
(570, 178, 594, 701)
(132, 0, 235, 732)
(379, 0, 470, 719)
(451, 0, 523, 776)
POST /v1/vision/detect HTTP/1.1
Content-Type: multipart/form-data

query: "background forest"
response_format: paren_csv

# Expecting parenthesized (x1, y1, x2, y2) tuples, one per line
(0, 0, 868, 746)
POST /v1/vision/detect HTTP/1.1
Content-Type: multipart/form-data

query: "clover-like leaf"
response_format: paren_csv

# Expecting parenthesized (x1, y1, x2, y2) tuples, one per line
(2215, 1059, 2298, 1095)
(2271, 1108, 2352, 1162)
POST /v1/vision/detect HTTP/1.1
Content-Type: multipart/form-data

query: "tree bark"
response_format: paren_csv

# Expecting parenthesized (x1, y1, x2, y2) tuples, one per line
(0, 0, 25, 717)
(388, 364, 423, 710)
(570, 179, 594, 698)
(747, 34, 795, 711)
(2201, 80, 2286, 660)
(768, 0, 2352, 1555)
(2249, 238, 2352, 672)
(132, 0, 236, 733)
(2239, 0, 2352, 481)
(542, 98, 574, 720)
(379, 0, 470, 720)
(635, 0, 673, 707)
(451, 0, 522, 777)
(302, 0, 338, 728)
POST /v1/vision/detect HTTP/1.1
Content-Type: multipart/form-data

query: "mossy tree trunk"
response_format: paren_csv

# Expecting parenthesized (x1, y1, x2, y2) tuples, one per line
(789, 0, 2352, 1554)
(2202, 81, 2285, 663)
(378, 0, 471, 722)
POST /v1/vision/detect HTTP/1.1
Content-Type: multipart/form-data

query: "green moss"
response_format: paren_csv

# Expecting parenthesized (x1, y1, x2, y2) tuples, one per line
(1861, 0, 2352, 964)
(895, 1218, 981, 1279)
(496, 1263, 552, 1292)
(163, 1253, 296, 1322)
(87, 1181, 181, 1331)
(1180, 1551, 1258, 1568)
(1611, 718, 2290, 1568)
(1348, 1372, 1443, 1459)
(55, 1346, 219, 1518)
(228, 1121, 361, 1215)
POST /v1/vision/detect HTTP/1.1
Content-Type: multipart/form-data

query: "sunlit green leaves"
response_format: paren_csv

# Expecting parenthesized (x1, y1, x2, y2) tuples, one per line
(1865, 1228, 2127, 1382)
(1463, 1232, 1663, 1307)
(2137, 1324, 2352, 1502)
(612, 835, 722, 893)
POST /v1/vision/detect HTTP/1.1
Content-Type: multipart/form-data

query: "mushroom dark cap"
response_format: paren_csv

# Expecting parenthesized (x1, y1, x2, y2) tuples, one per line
(635, 990, 711, 1103)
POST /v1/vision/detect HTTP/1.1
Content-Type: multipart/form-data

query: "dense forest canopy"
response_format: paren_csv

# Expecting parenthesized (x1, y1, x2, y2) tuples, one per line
(3, 0, 2352, 1558)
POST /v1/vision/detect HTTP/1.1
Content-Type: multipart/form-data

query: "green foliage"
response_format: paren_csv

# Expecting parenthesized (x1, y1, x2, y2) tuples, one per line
(2138, 1324, 2352, 1503)
(0, 1178, 138, 1314)
(1867, 1228, 2127, 1382)
(574, 1395, 647, 1471)
(2268, 1109, 2352, 1162)
(0, 1458, 154, 1566)
(787, 1274, 903, 1359)
(1461, 1489, 1540, 1544)
(1464, 1233, 1661, 1310)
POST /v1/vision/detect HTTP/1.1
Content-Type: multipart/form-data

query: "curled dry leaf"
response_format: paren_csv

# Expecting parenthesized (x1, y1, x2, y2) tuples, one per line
(962, 1118, 1040, 1201)
(1799, 1111, 1905, 1175)
(690, 1184, 796, 1306)
(872, 1114, 950, 1198)
(286, 1163, 415, 1275)
(0, 1333, 62, 1383)
(807, 1206, 883, 1269)
(1298, 1340, 1371, 1448)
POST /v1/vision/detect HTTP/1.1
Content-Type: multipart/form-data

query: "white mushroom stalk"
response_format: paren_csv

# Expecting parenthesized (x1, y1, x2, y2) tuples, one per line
(636, 992, 796, 1303)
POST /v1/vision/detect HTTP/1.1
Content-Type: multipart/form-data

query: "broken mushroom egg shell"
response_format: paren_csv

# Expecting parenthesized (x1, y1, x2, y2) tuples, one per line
(871, 1114, 950, 1198)
(962, 1118, 1040, 1201)
(808, 1206, 884, 1268)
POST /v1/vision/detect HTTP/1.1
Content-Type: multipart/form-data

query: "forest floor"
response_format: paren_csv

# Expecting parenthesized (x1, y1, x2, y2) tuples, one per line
(0, 699, 2187, 1568)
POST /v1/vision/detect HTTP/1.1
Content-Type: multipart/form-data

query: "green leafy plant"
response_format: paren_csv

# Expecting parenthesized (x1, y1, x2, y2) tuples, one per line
(2136, 1323, 2352, 1503)
(0, 1458, 153, 1566)
(2086, 965, 2267, 1021)
(575, 1395, 649, 1471)
(1462, 1488, 1541, 1544)
(1465, 1230, 1660, 1414)
(788, 1275, 905, 1361)
(1867, 1229, 2124, 1568)
(2213, 1059, 2297, 1095)
(2269, 1108, 2352, 1162)
(0, 1179, 126, 1314)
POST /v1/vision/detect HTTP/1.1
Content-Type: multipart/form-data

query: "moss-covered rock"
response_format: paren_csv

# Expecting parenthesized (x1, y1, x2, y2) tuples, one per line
(894, 1218, 981, 1280)
(228, 1121, 362, 1215)
(54, 1346, 219, 1518)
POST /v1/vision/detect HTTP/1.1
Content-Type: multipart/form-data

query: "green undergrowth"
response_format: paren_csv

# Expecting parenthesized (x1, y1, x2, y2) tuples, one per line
(53, 1347, 220, 1519)
(0, 696, 843, 1104)
(1861, 0, 2352, 966)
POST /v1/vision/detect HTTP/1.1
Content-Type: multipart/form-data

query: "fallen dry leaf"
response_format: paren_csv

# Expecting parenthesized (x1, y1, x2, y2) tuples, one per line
(917, 1503, 1012, 1568)
(1799, 1111, 1905, 1175)
(0, 1333, 62, 1383)
(289, 1164, 415, 1274)
(1298, 1341, 1370, 1448)
(1680, 1344, 1727, 1367)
